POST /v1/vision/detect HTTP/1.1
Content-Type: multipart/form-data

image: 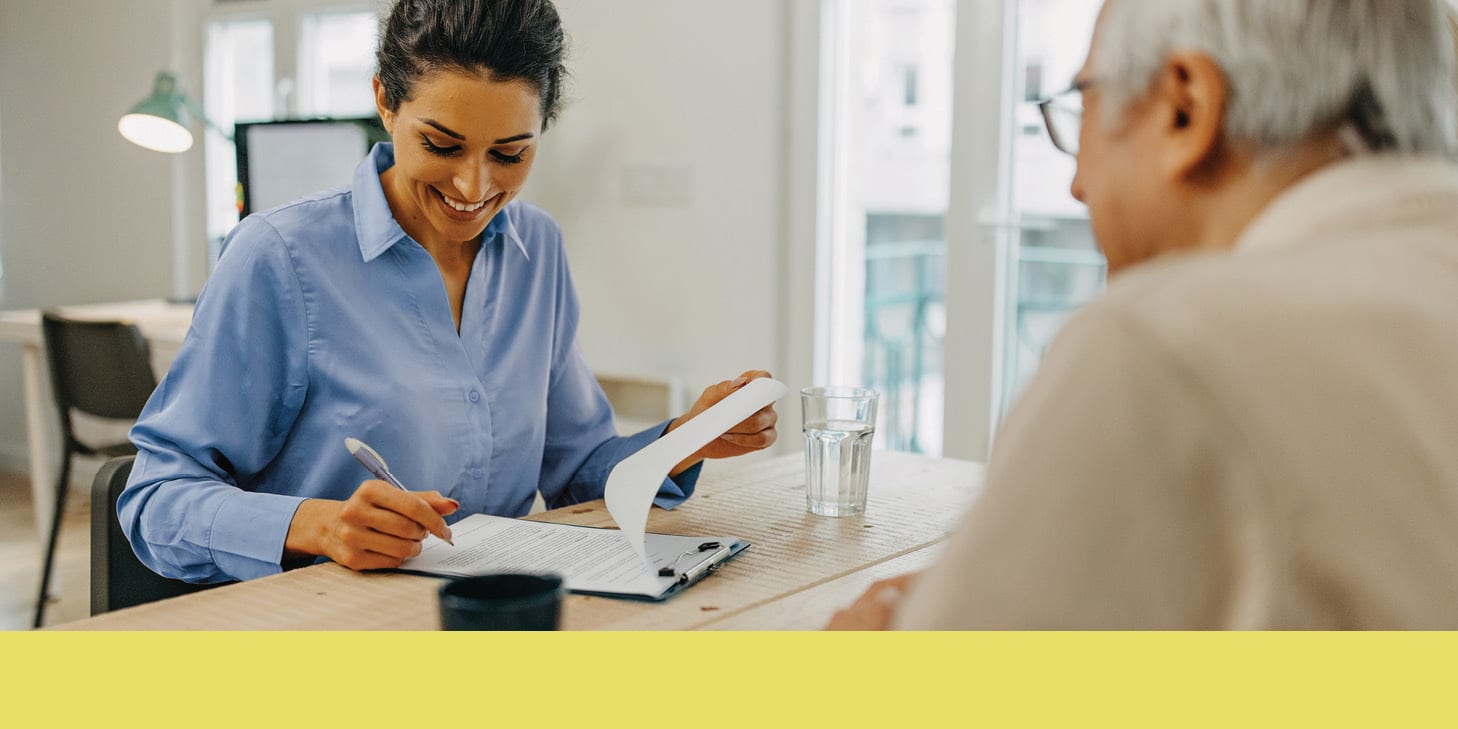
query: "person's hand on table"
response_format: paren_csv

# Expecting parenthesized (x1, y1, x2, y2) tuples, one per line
(666, 369, 779, 476)
(285, 479, 459, 571)
(826, 573, 920, 630)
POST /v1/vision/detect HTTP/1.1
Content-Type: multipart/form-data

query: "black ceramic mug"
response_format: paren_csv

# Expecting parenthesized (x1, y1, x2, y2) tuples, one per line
(437, 573, 565, 630)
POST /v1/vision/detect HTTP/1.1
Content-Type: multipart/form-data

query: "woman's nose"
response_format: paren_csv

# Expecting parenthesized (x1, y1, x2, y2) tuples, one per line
(452, 163, 490, 202)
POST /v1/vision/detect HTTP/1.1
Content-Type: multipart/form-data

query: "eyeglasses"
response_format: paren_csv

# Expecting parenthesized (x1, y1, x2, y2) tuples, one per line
(1037, 77, 1097, 156)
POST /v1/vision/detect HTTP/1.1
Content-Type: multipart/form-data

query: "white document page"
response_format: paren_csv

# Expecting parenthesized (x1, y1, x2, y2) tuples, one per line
(401, 513, 738, 599)
(604, 378, 788, 563)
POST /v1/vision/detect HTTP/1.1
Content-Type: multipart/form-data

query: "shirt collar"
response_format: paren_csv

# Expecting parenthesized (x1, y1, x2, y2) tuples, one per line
(352, 142, 531, 262)
(1234, 155, 1458, 254)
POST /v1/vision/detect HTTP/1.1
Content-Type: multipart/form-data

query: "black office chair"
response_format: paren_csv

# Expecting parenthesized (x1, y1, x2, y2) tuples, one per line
(33, 312, 157, 627)
(91, 456, 217, 616)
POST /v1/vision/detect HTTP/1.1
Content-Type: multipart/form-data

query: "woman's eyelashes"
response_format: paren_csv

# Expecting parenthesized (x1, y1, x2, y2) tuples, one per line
(419, 134, 527, 165)
(490, 149, 527, 165)
(419, 134, 461, 157)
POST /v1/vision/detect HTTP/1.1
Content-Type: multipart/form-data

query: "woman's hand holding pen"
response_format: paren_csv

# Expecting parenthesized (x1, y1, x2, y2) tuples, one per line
(284, 481, 459, 571)
(665, 369, 780, 476)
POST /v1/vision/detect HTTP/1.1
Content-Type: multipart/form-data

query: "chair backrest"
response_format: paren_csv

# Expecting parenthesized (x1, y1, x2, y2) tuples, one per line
(91, 456, 218, 615)
(41, 311, 157, 422)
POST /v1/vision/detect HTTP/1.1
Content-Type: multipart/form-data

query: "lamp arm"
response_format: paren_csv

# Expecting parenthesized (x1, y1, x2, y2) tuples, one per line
(180, 96, 234, 142)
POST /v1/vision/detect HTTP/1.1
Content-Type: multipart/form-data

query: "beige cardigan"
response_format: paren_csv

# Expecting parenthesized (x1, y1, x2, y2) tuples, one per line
(896, 157, 1458, 629)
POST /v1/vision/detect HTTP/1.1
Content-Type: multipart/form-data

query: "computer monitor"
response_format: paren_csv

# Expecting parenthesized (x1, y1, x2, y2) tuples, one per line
(234, 117, 389, 218)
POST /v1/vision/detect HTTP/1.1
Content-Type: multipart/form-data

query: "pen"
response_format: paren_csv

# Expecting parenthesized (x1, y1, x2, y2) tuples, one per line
(674, 546, 727, 586)
(658, 541, 727, 581)
(344, 437, 454, 546)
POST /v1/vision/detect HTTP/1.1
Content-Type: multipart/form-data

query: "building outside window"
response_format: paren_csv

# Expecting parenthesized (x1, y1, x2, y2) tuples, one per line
(1002, 0, 1104, 409)
(824, 0, 956, 455)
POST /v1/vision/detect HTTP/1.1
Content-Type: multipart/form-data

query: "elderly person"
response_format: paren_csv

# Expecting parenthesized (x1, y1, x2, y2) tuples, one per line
(833, 0, 1458, 629)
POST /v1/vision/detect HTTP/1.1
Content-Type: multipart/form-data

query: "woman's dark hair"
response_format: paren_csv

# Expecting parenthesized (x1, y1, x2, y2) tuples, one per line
(377, 0, 568, 129)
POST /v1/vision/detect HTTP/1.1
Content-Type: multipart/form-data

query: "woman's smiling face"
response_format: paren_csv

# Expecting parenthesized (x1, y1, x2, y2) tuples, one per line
(374, 67, 543, 248)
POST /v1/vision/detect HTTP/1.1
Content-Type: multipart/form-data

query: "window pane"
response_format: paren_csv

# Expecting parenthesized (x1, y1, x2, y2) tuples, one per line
(827, 0, 956, 456)
(299, 11, 378, 118)
(204, 19, 274, 243)
(1002, 0, 1104, 411)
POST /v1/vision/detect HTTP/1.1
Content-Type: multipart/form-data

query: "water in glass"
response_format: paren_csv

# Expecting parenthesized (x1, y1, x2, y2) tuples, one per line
(803, 418, 875, 516)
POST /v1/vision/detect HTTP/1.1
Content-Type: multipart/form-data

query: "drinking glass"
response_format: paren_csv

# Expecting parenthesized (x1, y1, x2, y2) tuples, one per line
(801, 387, 879, 517)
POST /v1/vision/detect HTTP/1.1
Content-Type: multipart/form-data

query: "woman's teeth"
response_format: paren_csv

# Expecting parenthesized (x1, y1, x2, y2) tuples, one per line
(440, 190, 487, 212)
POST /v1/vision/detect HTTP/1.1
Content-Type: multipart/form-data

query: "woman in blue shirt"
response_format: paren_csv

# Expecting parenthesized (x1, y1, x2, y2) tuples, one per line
(121, 0, 778, 583)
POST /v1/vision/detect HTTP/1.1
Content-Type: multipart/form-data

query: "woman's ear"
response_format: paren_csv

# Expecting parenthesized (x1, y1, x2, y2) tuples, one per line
(372, 76, 395, 135)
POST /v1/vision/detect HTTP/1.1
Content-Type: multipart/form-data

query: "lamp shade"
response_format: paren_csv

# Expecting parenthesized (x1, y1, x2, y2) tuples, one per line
(118, 72, 195, 153)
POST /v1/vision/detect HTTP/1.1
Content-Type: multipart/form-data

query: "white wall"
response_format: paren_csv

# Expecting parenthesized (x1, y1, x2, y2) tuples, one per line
(525, 0, 792, 406)
(0, 0, 179, 469)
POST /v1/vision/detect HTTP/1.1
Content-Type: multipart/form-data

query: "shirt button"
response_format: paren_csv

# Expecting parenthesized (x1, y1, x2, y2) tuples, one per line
(471, 468, 484, 480)
(468, 390, 480, 403)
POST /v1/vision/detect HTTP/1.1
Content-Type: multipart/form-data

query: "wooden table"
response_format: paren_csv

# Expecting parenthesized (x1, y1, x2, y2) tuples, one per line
(54, 451, 982, 630)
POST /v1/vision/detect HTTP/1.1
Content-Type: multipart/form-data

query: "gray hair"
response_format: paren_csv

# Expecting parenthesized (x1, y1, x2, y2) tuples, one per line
(1091, 0, 1458, 157)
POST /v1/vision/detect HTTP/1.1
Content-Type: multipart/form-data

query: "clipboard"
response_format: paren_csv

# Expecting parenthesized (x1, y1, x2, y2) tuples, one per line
(389, 513, 749, 602)
(576, 535, 750, 602)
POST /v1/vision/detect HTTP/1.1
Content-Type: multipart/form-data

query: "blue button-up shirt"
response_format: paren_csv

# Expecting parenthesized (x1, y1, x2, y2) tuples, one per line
(122, 143, 699, 584)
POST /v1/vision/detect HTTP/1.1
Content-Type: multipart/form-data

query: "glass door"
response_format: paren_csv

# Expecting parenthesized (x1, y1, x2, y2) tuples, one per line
(818, 0, 1104, 462)
(821, 0, 957, 457)
(1001, 0, 1104, 409)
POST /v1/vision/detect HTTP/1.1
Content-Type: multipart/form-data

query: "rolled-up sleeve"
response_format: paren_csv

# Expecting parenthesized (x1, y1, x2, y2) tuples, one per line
(120, 216, 311, 583)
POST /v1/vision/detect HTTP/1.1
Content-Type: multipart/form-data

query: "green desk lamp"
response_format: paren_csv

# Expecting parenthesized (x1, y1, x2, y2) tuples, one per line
(118, 71, 231, 153)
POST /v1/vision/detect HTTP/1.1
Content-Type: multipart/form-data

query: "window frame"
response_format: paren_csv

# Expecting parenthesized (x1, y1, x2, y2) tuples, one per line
(787, 0, 1012, 462)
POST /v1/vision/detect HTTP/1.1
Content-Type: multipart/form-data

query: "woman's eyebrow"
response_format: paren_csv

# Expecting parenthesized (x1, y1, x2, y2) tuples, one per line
(421, 118, 466, 140)
(419, 120, 534, 145)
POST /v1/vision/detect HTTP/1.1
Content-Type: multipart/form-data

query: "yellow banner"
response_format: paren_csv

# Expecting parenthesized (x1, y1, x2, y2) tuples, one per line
(3, 632, 1456, 727)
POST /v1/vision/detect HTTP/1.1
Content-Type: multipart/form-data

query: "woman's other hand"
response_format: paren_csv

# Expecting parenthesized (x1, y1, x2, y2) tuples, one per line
(666, 369, 779, 476)
(284, 480, 460, 571)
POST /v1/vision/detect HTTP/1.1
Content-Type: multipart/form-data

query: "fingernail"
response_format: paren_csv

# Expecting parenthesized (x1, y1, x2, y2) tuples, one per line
(447, 498, 461, 508)
(731, 376, 749, 388)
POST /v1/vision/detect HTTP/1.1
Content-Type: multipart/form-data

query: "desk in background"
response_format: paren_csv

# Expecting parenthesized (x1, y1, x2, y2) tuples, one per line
(55, 451, 982, 630)
(0, 300, 192, 558)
